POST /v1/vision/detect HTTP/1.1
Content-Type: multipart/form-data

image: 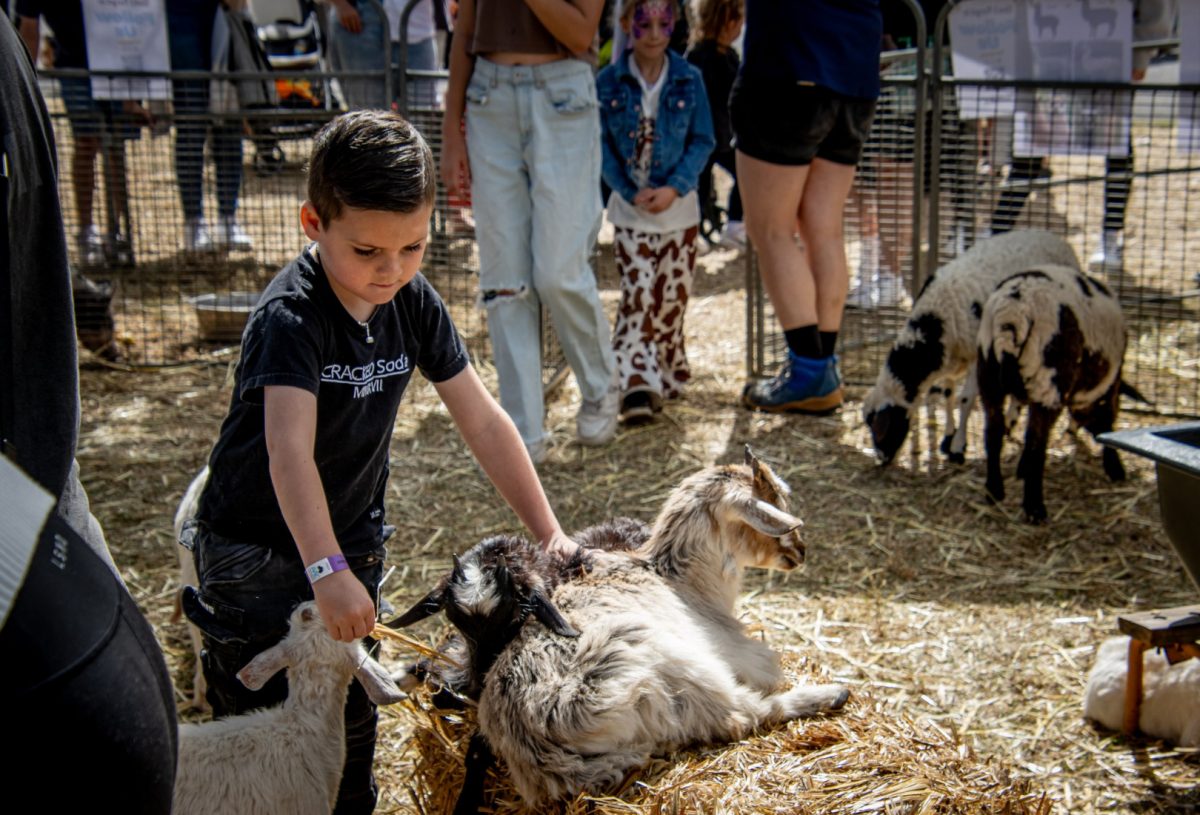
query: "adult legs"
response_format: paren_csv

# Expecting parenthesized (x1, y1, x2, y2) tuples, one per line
(466, 65, 543, 447)
(527, 64, 614, 406)
(798, 158, 859, 333)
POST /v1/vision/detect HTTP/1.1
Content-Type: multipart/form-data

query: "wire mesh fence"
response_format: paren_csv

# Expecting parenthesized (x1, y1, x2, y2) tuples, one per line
(747, 24, 1200, 419)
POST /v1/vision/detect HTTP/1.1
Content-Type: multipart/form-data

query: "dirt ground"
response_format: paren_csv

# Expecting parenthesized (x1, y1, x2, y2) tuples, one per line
(77, 244, 1199, 813)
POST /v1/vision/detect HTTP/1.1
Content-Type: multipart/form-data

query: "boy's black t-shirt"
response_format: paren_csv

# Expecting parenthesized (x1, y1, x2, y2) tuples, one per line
(197, 247, 469, 551)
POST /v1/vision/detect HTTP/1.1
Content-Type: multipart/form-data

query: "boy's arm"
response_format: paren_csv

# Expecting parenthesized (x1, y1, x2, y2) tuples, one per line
(433, 366, 574, 555)
(264, 385, 376, 642)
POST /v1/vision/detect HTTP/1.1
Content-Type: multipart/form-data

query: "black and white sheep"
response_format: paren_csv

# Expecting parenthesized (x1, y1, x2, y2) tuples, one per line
(976, 263, 1128, 522)
(174, 598, 404, 815)
(394, 449, 847, 809)
(1083, 636, 1200, 747)
(863, 229, 1081, 465)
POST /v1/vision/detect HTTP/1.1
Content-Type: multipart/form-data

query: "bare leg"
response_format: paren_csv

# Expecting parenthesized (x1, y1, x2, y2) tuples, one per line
(737, 150, 812, 330)
(797, 158, 859, 333)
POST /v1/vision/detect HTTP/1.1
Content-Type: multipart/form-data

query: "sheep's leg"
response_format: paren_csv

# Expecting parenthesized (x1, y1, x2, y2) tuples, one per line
(1020, 404, 1059, 523)
(942, 373, 977, 464)
(981, 390, 1007, 505)
(1078, 379, 1126, 482)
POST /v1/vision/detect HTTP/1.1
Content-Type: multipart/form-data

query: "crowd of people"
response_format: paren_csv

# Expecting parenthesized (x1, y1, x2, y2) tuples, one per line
(3, 0, 1181, 811)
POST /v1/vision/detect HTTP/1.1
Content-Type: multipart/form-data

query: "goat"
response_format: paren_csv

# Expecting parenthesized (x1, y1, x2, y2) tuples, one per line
(1083, 636, 1200, 747)
(173, 598, 404, 815)
(976, 264, 1128, 522)
(1081, 0, 1118, 38)
(394, 448, 847, 809)
(173, 465, 210, 711)
(863, 229, 1081, 465)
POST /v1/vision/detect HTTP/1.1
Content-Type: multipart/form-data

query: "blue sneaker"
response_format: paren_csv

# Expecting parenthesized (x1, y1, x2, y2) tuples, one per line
(742, 353, 843, 414)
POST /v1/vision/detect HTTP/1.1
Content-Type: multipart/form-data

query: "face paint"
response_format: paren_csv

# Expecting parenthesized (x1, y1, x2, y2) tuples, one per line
(631, 0, 674, 40)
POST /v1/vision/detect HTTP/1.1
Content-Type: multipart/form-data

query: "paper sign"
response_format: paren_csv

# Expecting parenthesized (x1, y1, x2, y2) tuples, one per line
(949, 0, 1020, 119)
(1179, 1, 1200, 152)
(82, 0, 171, 100)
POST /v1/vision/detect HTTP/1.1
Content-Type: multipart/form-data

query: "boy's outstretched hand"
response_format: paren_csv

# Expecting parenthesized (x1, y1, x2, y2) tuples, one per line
(312, 571, 377, 642)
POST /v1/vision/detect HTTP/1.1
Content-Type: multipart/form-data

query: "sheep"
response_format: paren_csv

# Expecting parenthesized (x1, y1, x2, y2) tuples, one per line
(976, 264, 1128, 522)
(393, 448, 847, 809)
(173, 465, 210, 711)
(1083, 636, 1200, 747)
(174, 598, 405, 815)
(862, 229, 1081, 465)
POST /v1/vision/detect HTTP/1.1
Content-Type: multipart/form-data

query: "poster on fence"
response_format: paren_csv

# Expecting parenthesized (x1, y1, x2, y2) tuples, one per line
(1012, 0, 1133, 156)
(82, 0, 171, 100)
(949, 1, 1020, 120)
(1179, 0, 1200, 152)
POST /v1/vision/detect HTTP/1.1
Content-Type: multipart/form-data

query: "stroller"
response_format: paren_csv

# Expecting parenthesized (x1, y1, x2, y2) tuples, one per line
(243, 0, 338, 172)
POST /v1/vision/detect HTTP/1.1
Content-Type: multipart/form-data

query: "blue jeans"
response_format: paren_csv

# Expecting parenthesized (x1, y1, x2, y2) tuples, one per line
(328, 2, 391, 110)
(465, 58, 615, 446)
(168, 2, 244, 220)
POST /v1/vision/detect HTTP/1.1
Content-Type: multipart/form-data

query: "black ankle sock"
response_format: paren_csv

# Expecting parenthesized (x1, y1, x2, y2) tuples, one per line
(819, 331, 838, 359)
(783, 325, 823, 360)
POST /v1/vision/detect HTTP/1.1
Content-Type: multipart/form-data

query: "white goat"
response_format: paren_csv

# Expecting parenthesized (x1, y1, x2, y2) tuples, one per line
(977, 264, 1130, 522)
(173, 465, 209, 711)
(863, 230, 1081, 465)
(1083, 636, 1200, 747)
(174, 600, 404, 815)
(399, 449, 848, 808)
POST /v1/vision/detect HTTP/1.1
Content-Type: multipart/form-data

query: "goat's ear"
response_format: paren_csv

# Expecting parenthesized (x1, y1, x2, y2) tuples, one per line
(748, 451, 790, 504)
(384, 585, 447, 629)
(530, 591, 579, 638)
(237, 642, 289, 691)
(733, 498, 803, 538)
(355, 651, 406, 706)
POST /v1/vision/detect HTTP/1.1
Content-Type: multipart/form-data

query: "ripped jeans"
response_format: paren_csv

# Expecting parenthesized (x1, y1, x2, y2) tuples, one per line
(466, 57, 615, 446)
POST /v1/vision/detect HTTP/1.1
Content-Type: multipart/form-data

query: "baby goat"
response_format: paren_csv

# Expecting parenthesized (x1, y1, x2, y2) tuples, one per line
(174, 598, 404, 815)
(395, 448, 846, 809)
(976, 264, 1128, 522)
(863, 229, 1081, 464)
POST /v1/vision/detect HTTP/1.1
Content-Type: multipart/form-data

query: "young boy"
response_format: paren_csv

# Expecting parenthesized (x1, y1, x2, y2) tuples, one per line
(188, 110, 571, 814)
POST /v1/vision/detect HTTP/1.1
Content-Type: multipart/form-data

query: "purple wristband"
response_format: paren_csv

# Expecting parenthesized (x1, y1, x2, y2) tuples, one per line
(306, 554, 349, 584)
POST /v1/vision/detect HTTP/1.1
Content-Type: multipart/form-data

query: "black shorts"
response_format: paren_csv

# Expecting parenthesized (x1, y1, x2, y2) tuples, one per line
(731, 80, 877, 167)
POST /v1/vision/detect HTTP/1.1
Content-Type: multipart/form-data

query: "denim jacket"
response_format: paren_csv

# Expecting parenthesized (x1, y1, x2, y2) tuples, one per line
(596, 50, 715, 203)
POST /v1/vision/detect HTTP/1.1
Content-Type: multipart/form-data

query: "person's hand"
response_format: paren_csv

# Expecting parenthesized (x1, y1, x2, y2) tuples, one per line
(311, 570, 376, 642)
(541, 530, 580, 560)
(441, 126, 472, 201)
(638, 186, 678, 214)
(332, 0, 363, 33)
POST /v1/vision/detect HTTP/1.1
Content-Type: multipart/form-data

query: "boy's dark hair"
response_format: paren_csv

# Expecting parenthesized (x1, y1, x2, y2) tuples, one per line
(307, 110, 437, 223)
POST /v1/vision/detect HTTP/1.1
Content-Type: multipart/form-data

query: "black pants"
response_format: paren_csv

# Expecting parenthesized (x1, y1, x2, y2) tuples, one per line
(699, 147, 743, 223)
(191, 525, 387, 815)
(992, 152, 1133, 235)
(0, 513, 178, 814)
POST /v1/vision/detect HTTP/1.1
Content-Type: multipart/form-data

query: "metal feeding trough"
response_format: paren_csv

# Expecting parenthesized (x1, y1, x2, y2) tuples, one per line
(1099, 422, 1200, 591)
(190, 292, 260, 344)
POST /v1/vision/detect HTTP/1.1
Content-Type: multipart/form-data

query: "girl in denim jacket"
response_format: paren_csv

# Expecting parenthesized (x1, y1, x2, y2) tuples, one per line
(597, 0, 715, 424)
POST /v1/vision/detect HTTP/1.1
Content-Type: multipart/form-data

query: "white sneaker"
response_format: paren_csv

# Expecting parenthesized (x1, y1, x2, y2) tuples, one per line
(1089, 230, 1123, 272)
(218, 216, 254, 251)
(78, 225, 105, 266)
(720, 220, 746, 249)
(185, 218, 214, 253)
(846, 270, 906, 309)
(576, 383, 619, 446)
